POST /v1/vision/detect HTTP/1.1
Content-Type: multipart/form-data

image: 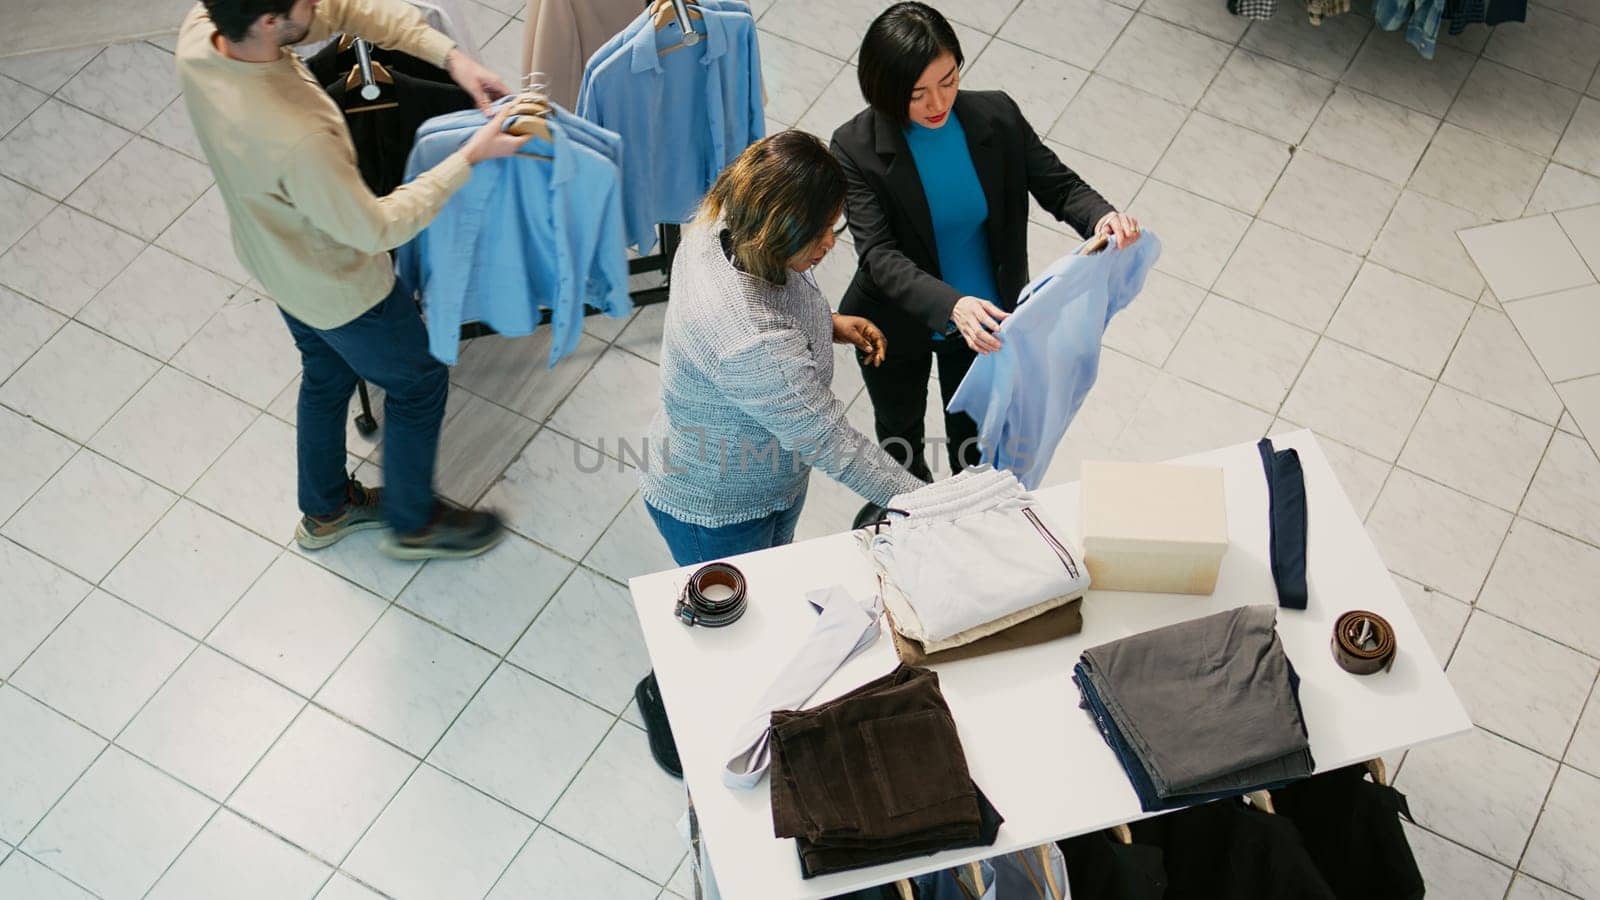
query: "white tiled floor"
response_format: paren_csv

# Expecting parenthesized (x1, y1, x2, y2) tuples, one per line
(1, 2, 1599, 898)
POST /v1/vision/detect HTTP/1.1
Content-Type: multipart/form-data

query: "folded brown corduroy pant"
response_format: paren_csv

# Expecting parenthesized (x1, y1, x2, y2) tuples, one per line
(769, 665, 1003, 877)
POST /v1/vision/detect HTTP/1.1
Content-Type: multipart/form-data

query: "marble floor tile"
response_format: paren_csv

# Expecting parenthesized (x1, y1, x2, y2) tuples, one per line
(1100, 269, 1205, 367)
(1392, 575, 1470, 665)
(1128, 180, 1253, 288)
(758, 0, 880, 62)
(1555, 203, 1600, 274)
(77, 247, 237, 362)
(1459, 215, 1596, 304)
(1241, 4, 1371, 81)
(140, 98, 205, 163)
(119, 646, 301, 802)
(453, 332, 604, 422)
(1368, 190, 1489, 300)
(1522, 431, 1600, 550)
(9, 588, 192, 738)
(435, 391, 538, 507)
(56, 42, 179, 132)
(1343, 32, 1474, 118)
(1293, 426, 1393, 520)
(757, 31, 842, 124)
(1508, 875, 1584, 900)
(0, 853, 99, 900)
(1165, 294, 1318, 412)
(1447, 611, 1598, 757)
(154, 185, 253, 285)
(0, 74, 47, 136)
(1153, 113, 1291, 215)
(1447, 60, 1582, 158)
(228, 705, 416, 863)
(1522, 765, 1600, 898)
(1097, 13, 1231, 108)
(0, 410, 75, 536)
(0, 46, 99, 93)
(1482, 517, 1600, 659)
(583, 492, 677, 584)
(0, 177, 55, 256)
(1367, 469, 1512, 602)
(146, 809, 331, 900)
(171, 291, 301, 408)
(508, 567, 649, 714)
(1281, 340, 1433, 461)
(457, 1, 511, 50)
(3, 450, 176, 583)
(88, 367, 256, 493)
(1504, 285, 1600, 383)
(794, 63, 862, 153)
(482, 428, 638, 560)
(614, 296, 667, 365)
(0, 321, 158, 443)
(998, 0, 1133, 70)
(1483, 6, 1600, 92)
(472, 14, 522, 87)
(1302, 86, 1439, 184)
(317, 607, 497, 757)
(1411, 124, 1548, 221)
(208, 553, 387, 697)
(1327, 263, 1474, 378)
(1557, 376, 1600, 458)
(1570, 683, 1600, 777)
(1397, 726, 1558, 865)
(488, 827, 660, 900)
(0, 205, 144, 316)
(1528, 163, 1600, 216)
(22, 747, 213, 900)
(0, 99, 131, 200)
(0, 686, 104, 845)
(963, 39, 1088, 136)
(429, 664, 613, 820)
(398, 533, 572, 656)
(1213, 220, 1361, 331)
(1441, 307, 1566, 425)
(1559, 410, 1586, 438)
(0, 285, 63, 384)
(64, 138, 211, 241)
(0, 537, 90, 679)
(188, 414, 300, 544)
(1139, 0, 1248, 42)
(1556, 96, 1600, 179)
(1042, 144, 1145, 215)
(317, 873, 386, 900)
(1260, 150, 1400, 254)
(1403, 823, 1514, 900)
(1110, 372, 1272, 464)
(549, 346, 661, 453)
(1051, 75, 1187, 177)
(547, 723, 688, 882)
(346, 764, 533, 900)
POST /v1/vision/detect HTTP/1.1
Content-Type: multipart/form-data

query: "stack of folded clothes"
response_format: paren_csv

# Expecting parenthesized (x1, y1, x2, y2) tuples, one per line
(862, 468, 1091, 665)
(768, 665, 1003, 878)
(1074, 604, 1315, 812)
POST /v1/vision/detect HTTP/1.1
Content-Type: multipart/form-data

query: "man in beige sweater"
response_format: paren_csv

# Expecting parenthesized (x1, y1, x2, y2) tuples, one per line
(177, 0, 528, 559)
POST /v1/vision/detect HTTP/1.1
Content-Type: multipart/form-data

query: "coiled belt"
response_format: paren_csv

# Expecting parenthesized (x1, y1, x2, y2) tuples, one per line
(675, 562, 748, 628)
(1332, 610, 1397, 674)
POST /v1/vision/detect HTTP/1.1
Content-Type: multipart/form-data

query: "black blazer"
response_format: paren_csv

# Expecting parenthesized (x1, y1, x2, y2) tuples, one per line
(830, 90, 1115, 357)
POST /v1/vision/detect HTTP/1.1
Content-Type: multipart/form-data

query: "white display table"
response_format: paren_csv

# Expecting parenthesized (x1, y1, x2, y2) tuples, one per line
(628, 430, 1472, 900)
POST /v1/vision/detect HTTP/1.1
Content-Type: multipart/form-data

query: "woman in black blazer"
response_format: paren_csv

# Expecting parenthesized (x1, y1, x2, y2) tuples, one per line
(831, 2, 1141, 483)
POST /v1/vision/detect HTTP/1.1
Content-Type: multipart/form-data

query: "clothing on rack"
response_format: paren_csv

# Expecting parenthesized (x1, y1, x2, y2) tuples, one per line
(324, 70, 475, 196)
(577, 3, 764, 252)
(1059, 830, 1168, 900)
(1259, 437, 1309, 611)
(302, 37, 454, 87)
(947, 232, 1160, 490)
(1074, 604, 1315, 812)
(1272, 764, 1424, 900)
(1128, 798, 1336, 900)
(395, 109, 631, 366)
(769, 665, 1003, 878)
(521, 0, 642, 109)
(1443, 0, 1526, 34)
(1375, 0, 1447, 58)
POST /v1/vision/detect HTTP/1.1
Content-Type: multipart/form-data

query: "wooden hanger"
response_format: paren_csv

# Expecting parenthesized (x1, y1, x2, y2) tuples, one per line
(337, 32, 356, 51)
(1365, 757, 1388, 786)
(1246, 789, 1276, 814)
(1110, 822, 1133, 844)
(652, 0, 703, 55)
(344, 58, 393, 90)
(501, 90, 555, 159)
(1077, 233, 1110, 256)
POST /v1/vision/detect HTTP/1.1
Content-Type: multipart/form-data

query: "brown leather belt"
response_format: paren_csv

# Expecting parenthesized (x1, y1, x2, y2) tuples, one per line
(675, 562, 748, 628)
(1332, 610, 1396, 674)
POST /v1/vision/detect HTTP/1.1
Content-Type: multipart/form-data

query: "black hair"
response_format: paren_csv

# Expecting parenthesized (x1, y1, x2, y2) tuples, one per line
(856, 2, 964, 128)
(699, 131, 846, 284)
(203, 0, 298, 42)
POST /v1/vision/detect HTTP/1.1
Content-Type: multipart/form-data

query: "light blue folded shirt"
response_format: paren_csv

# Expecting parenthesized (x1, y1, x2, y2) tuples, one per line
(577, 5, 764, 253)
(396, 116, 631, 367)
(947, 231, 1162, 489)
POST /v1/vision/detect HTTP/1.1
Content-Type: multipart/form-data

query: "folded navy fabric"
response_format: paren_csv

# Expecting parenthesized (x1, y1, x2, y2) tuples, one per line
(1259, 437, 1309, 610)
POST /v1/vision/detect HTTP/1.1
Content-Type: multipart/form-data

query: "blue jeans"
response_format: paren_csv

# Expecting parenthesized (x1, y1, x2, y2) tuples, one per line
(645, 487, 808, 567)
(279, 282, 447, 533)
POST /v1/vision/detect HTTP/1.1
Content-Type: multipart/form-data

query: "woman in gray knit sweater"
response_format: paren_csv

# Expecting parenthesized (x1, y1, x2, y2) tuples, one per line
(639, 131, 924, 566)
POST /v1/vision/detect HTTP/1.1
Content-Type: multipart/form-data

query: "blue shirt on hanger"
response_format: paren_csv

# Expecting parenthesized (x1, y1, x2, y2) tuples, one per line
(947, 231, 1162, 489)
(396, 116, 631, 367)
(577, 6, 764, 253)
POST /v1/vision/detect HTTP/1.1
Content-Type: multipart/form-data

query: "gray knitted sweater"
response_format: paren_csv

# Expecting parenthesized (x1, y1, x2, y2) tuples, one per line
(639, 223, 923, 527)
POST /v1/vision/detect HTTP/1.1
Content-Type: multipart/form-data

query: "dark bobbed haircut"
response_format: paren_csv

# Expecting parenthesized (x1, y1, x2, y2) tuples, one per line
(856, 2, 964, 128)
(698, 130, 846, 284)
(203, 0, 298, 42)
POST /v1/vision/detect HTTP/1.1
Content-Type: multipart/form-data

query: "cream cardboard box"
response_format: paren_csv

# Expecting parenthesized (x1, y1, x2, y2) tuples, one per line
(1080, 460, 1229, 595)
